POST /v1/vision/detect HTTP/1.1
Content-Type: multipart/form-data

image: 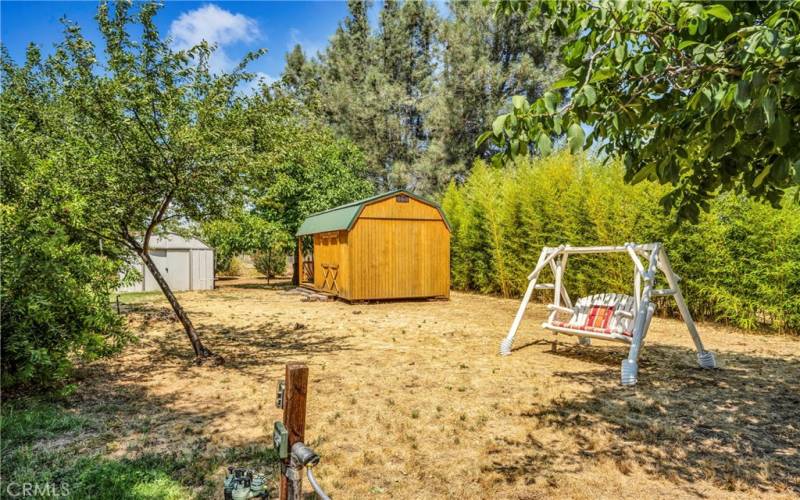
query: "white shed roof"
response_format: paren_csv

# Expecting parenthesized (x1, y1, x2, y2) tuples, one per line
(148, 234, 212, 250)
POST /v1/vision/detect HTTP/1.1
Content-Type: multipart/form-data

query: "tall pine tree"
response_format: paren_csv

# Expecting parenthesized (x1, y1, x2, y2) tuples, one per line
(315, 0, 438, 189)
(278, 0, 560, 195)
(378, 0, 438, 190)
(424, 1, 561, 190)
(277, 44, 320, 103)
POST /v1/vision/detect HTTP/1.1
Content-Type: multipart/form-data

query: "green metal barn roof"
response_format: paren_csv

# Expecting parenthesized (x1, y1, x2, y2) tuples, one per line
(296, 190, 450, 236)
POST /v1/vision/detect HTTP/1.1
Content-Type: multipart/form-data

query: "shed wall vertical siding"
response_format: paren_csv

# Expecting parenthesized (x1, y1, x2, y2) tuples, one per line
(346, 197, 450, 300)
(358, 196, 443, 221)
(118, 248, 214, 292)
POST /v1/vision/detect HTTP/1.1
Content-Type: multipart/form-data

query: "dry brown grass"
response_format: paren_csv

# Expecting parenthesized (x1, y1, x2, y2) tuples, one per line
(71, 278, 799, 499)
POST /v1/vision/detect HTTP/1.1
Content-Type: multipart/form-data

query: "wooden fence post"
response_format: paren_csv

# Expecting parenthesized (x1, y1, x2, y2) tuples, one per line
(279, 363, 308, 500)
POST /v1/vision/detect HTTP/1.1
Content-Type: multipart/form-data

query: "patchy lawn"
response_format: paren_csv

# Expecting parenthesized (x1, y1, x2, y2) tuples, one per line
(4, 278, 799, 499)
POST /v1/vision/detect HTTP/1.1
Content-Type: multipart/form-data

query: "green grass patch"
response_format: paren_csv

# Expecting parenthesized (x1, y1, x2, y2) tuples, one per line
(116, 291, 168, 305)
(1, 400, 92, 447)
(71, 454, 194, 500)
(3, 446, 194, 499)
(1, 400, 280, 499)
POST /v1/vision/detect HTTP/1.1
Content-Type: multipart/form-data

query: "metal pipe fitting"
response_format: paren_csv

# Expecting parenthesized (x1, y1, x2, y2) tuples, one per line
(306, 467, 331, 500)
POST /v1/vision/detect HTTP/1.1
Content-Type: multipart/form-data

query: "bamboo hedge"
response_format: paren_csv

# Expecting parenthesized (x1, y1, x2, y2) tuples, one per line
(442, 152, 800, 334)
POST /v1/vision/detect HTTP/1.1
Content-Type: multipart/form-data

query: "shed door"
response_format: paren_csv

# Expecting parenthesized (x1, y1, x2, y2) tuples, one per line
(192, 249, 214, 290)
(143, 250, 168, 292)
(165, 250, 191, 291)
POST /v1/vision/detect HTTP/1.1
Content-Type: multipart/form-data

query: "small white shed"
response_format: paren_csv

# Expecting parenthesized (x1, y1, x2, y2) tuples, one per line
(119, 234, 215, 292)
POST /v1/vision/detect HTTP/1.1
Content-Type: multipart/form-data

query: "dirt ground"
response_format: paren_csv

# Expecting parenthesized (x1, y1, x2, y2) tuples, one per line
(74, 277, 799, 499)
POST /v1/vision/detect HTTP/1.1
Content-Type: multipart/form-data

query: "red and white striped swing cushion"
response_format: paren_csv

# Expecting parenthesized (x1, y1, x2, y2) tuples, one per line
(551, 294, 636, 337)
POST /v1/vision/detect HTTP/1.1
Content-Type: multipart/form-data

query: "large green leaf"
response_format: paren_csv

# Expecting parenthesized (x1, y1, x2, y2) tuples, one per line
(550, 76, 579, 90)
(753, 164, 772, 187)
(630, 163, 655, 184)
(567, 123, 585, 154)
(705, 4, 733, 22)
(710, 127, 736, 158)
(492, 114, 508, 137)
(590, 67, 615, 83)
(735, 80, 750, 110)
(475, 131, 493, 148)
(583, 85, 597, 106)
(761, 96, 776, 127)
(614, 44, 625, 63)
(769, 112, 790, 148)
(537, 133, 552, 155)
(634, 57, 646, 75)
(543, 92, 558, 114)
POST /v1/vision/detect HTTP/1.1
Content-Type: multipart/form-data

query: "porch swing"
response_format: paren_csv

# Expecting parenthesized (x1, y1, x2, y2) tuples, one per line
(499, 243, 717, 385)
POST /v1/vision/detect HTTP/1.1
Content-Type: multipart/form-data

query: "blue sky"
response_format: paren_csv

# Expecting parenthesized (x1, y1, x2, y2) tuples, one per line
(0, 1, 369, 84)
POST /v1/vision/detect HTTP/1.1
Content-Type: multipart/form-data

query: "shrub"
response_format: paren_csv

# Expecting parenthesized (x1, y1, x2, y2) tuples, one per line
(253, 249, 288, 278)
(217, 256, 242, 277)
(202, 214, 292, 276)
(1, 179, 130, 388)
(442, 152, 800, 333)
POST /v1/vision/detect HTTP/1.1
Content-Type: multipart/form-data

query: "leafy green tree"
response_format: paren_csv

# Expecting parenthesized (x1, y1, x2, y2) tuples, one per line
(377, 0, 439, 189)
(202, 212, 292, 274)
(0, 158, 130, 388)
(253, 246, 290, 281)
(315, 0, 375, 183)
(277, 1, 562, 194)
(483, 0, 800, 222)
(277, 44, 321, 103)
(2, 2, 262, 362)
(245, 95, 374, 235)
(196, 93, 372, 284)
(1, 42, 131, 387)
(201, 219, 246, 274)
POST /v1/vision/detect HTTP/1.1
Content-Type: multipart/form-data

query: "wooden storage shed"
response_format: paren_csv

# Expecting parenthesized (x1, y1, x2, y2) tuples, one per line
(118, 234, 215, 293)
(295, 190, 450, 301)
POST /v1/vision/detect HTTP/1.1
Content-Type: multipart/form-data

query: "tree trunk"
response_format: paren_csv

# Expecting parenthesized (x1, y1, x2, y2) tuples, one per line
(138, 248, 222, 364)
(292, 238, 301, 286)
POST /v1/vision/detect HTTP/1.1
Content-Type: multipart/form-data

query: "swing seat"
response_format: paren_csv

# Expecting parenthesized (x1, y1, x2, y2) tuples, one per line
(542, 293, 655, 344)
(501, 243, 717, 385)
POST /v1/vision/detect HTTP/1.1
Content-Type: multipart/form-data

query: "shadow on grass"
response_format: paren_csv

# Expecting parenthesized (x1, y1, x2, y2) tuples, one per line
(113, 294, 355, 375)
(215, 276, 293, 292)
(486, 343, 800, 495)
(128, 319, 356, 377)
(4, 290, 354, 499)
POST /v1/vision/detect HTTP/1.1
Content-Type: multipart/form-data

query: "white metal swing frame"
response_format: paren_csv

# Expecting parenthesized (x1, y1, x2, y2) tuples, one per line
(499, 242, 717, 385)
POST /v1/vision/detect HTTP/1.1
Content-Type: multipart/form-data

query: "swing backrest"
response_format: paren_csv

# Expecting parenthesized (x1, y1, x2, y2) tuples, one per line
(567, 293, 637, 335)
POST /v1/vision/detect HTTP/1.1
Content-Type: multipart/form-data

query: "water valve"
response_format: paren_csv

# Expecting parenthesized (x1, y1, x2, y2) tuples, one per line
(291, 442, 320, 467)
(223, 467, 267, 500)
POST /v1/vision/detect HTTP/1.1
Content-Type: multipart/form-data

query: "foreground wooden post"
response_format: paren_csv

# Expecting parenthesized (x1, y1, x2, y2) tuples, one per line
(280, 363, 308, 500)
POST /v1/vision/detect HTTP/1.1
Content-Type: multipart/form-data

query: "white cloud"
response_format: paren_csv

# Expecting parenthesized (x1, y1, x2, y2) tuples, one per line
(169, 4, 261, 73)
